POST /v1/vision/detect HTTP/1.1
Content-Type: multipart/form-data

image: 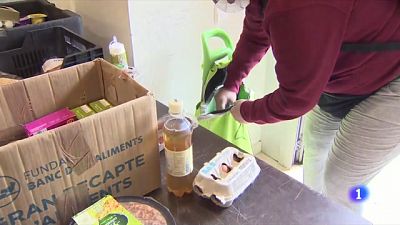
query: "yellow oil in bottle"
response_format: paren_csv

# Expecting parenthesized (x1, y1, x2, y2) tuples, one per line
(163, 100, 194, 197)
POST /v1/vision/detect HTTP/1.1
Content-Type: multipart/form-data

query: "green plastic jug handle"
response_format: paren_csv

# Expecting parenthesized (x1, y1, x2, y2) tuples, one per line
(201, 28, 234, 79)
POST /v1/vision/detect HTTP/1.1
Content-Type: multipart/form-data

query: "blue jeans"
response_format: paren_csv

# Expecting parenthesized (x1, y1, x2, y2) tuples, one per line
(303, 77, 400, 211)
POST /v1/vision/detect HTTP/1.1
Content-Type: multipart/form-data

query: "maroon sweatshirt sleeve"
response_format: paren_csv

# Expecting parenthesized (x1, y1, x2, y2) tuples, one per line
(223, 0, 270, 93)
(240, 3, 350, 124)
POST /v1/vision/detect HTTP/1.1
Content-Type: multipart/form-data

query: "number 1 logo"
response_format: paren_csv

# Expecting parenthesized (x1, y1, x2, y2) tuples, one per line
(356, 188, 362, 200)
(350, 185, 369, 202)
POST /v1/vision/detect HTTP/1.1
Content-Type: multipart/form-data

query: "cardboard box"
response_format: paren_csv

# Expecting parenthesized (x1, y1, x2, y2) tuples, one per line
(0, 78, 18, 86)
(0, 59, 161, 225)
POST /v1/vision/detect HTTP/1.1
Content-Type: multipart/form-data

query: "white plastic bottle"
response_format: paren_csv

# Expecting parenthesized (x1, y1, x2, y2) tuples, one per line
(109, 36, 128, 69)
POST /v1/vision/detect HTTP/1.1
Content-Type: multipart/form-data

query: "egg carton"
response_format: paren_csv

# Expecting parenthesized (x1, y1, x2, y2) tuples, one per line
(193, 147, 260, 207)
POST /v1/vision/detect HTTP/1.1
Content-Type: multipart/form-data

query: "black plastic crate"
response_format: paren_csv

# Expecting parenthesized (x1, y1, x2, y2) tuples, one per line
(0, 26, 103, 78)
(0, 0, 82, 51)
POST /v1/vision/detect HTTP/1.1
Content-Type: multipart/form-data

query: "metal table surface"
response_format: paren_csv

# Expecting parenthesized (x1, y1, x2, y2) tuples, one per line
(148, 102, 370, 225)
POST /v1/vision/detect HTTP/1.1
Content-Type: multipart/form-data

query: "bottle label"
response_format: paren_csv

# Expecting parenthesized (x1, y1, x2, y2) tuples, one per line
(111, 52, 128, 69)
(165, 147, 193, 177)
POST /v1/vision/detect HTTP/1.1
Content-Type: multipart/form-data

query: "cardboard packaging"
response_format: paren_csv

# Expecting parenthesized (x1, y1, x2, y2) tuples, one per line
(0, 78, 17, 86)
(0, 73, 21, 86)
(0, 59, 161, 225)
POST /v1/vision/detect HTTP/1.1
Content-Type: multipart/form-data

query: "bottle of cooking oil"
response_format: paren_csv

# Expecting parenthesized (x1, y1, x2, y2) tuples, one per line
(163, 99, 195, 197)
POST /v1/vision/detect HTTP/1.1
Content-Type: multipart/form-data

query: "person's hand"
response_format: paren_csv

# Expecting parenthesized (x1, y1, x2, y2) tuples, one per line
(231, 100, 248, 123)
(215, 88, 237, 110)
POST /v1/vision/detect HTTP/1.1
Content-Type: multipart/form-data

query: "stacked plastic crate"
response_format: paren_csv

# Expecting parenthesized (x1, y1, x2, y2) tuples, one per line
(0, 0, 103, 78)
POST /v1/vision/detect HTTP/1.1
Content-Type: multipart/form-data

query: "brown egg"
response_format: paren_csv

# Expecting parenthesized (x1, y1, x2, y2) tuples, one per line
(221, 164, 231, 173)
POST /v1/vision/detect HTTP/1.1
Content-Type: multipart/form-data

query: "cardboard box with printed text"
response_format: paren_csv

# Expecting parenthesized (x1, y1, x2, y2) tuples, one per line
(0, 59, 161, 225)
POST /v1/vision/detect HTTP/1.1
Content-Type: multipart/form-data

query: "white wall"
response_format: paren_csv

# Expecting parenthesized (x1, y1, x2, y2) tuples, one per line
(128, 0, 209, 112)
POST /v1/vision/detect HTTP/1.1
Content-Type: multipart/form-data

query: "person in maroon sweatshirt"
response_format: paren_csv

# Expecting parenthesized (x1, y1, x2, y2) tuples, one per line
(216, 0, 400, 211)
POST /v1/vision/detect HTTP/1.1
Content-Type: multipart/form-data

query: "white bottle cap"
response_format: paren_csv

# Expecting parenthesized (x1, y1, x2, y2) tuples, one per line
(168, 99, 183, 115)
